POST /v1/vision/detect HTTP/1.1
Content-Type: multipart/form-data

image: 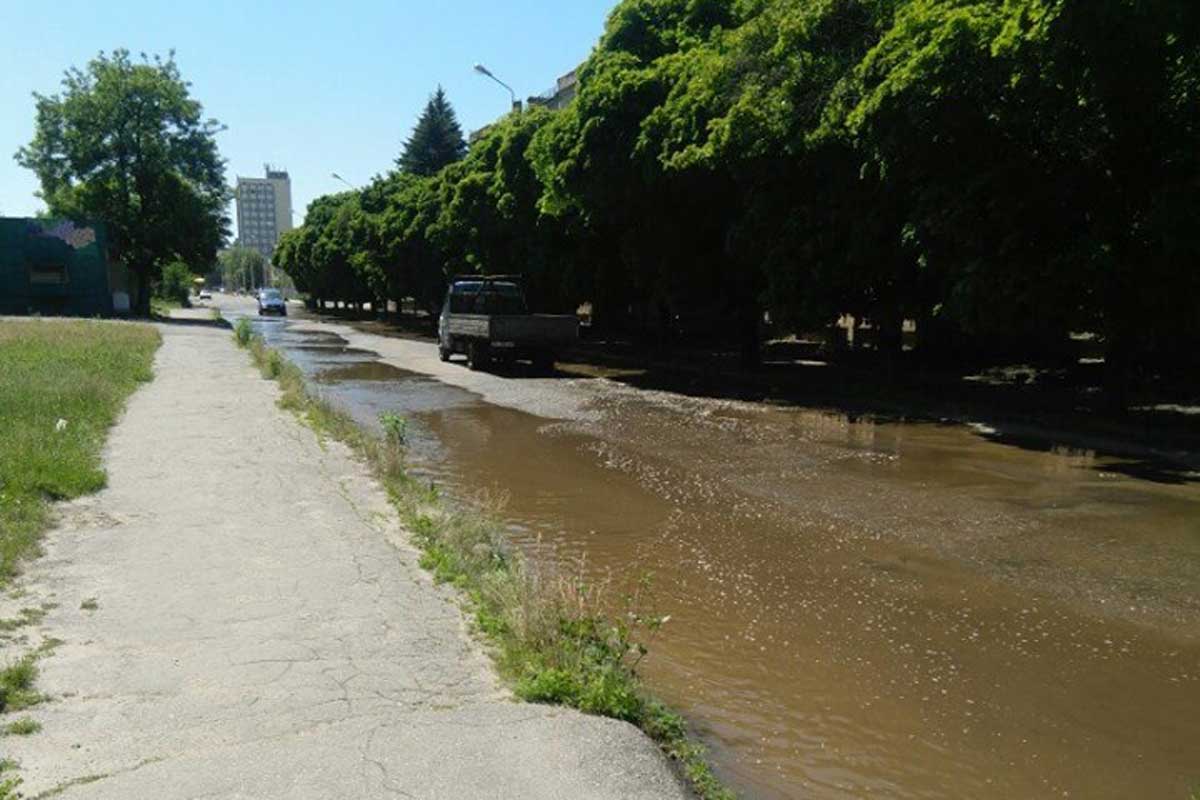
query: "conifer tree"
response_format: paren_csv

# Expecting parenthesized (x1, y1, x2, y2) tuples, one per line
(397, 86, 467, 176)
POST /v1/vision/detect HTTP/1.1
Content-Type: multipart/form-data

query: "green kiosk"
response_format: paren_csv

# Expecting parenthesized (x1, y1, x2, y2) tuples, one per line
(0, 218, 127, 317)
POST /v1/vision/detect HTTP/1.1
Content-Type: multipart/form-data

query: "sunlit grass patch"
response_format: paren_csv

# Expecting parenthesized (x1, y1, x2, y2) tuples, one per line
(0, 656, 41, 713)
(0, 757, 20, 800)
(0, 320, 160, 585)
(2, 717, 40, 737)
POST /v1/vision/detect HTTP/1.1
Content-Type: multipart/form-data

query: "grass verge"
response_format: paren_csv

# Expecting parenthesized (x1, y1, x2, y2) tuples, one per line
(0, 320, 161, 586)
(237, 332, 733, 799)
(149, 297, 182, 318)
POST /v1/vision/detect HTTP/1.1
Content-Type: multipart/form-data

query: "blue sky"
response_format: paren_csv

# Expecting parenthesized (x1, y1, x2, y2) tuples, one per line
(0, 0, 612, 232)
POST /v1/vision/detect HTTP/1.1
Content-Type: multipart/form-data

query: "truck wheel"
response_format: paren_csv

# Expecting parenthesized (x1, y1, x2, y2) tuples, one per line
(438, 345, 451, 363)
(467, 341, 489, 371)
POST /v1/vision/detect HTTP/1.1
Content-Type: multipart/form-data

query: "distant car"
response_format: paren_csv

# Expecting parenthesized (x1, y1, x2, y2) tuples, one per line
(198, 289, 212, 301)
(257, 288, 287, 316)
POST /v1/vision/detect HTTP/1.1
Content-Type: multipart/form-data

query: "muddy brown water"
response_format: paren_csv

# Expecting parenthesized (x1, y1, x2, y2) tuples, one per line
(250, 317, 1200, 800)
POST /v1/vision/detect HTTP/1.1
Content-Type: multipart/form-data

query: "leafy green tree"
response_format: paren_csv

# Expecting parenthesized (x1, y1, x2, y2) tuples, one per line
(275, 193, 373, 310)
(397, 87, 467, 176)
(993, 0, 1200, 393)
(318, 193, 375, 308)
(157, 260, 194, 307)
(218, 246, 266, 292)
(439, 109, 583, 311)
(531, 1, 756, 349)
(15, 50, 229, 315)
(274, 227, 327, 303)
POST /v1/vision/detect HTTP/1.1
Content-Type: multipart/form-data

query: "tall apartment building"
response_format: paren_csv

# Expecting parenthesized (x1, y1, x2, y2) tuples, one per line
(235, 166, 293, 279)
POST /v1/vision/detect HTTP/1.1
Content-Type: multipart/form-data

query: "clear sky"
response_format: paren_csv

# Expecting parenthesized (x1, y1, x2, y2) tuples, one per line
(0, 0, 613, 232)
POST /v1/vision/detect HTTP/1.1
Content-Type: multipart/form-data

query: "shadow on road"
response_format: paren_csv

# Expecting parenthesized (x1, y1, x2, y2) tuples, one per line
(273, 303, 1200, 486)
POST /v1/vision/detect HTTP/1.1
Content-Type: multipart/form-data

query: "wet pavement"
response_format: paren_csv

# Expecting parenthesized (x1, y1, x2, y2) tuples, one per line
(219, 298, 1200, 800)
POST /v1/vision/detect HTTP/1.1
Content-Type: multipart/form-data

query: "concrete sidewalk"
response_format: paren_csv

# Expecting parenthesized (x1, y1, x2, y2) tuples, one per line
(4, 322, 688, 799)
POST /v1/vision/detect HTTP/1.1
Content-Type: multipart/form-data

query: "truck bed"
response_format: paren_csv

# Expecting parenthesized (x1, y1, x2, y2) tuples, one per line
(445, 313, 578, 346)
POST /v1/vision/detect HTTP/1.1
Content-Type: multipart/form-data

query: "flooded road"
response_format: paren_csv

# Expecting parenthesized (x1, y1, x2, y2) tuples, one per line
(230, 302, 1200, 799)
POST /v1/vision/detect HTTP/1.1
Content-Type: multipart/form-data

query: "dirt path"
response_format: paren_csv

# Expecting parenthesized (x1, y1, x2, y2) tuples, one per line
(3, 320, 687, 799)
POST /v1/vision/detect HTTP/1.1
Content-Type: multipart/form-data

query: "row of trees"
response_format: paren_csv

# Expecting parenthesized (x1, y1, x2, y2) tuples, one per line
(217, 246, 267, 292)
(276, 0, 1200, 396)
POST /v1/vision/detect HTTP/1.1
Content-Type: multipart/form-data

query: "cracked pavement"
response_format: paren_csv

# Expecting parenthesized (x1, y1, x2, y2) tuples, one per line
(3, 321, 689, 799)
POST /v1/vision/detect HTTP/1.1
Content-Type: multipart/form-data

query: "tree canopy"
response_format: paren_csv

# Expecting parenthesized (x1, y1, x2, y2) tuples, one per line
(15, 49, 229, 314)
(397, 87, 468, 176)
(218, 246, 267, 292)
(276, 0, 1200, 400)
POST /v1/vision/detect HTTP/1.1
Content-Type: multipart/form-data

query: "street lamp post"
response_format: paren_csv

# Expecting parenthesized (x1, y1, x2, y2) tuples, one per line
(473, 63, 521, 112)
(331, 172, 358, 191)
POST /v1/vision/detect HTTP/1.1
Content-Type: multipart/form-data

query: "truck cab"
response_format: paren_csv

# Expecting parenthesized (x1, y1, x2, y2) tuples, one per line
(441, 277, 527, 317)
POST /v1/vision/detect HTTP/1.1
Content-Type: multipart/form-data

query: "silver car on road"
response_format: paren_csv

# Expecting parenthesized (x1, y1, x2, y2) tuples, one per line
(257, 288, 287, 316)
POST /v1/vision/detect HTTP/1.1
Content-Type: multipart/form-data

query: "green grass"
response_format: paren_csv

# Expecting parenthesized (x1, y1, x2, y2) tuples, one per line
(0, 656, 41, 713)
(238, 334, 734, 799)
(149, 297, 181, 317)
(2, 717, 40, 737)
(0, 607, 46, 633)
(80, 597, 98, 612)
(233, 317, 253, 347)
(379, 412, 408, 445)
(0, 758, 19, 800)
(0, 321, 161, 586)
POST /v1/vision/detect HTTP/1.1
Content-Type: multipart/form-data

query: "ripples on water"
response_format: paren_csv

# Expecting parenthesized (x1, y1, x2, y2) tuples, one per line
(250, 317, 1200, 800)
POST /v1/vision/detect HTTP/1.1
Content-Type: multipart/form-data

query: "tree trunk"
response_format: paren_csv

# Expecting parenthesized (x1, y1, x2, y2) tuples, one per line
(876, 312, 904, 359)
(737, 300, 762, 371)
(1103, 328, 1132, 413)
(132, 267, 152, 317)
(1102, 244, 1138, 413)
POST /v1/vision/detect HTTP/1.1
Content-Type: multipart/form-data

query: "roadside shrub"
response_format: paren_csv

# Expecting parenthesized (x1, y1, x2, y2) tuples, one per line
(263, 349, 284, 379)
(156, 260, 194, 307)
(233, 318, 253, 347)
(0, 758, 20, 800)
(379, 412, 408, 445)
(0, 657, 40, 713)
(2, 717, 40, 736)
